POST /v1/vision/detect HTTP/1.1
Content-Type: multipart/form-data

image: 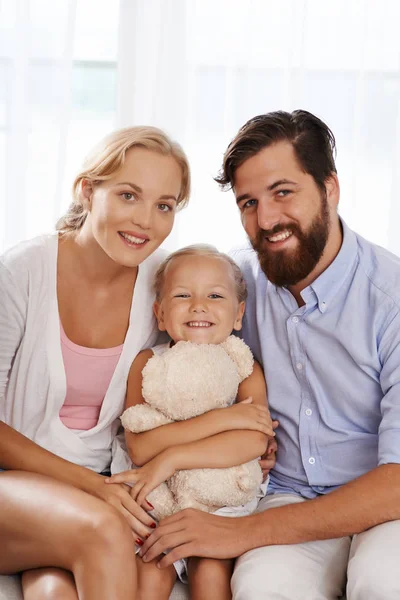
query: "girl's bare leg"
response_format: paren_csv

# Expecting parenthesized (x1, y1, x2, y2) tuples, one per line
(0, 471, 137, 600)
(188, 557, 234, 600)
(136, 554, 177, 600)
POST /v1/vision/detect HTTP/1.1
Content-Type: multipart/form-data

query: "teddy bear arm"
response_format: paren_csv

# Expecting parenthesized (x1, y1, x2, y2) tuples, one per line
(120, 404, 173, 433)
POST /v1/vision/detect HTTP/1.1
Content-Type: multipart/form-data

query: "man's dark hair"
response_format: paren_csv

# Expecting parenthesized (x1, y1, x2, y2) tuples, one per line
(215, 109, 337, 193)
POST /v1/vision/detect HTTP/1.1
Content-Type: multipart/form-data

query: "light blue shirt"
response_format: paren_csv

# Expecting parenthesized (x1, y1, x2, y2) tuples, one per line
(232, 221, 400, 499)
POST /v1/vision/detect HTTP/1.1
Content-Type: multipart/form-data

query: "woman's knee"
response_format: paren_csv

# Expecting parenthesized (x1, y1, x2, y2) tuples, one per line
(78, 504, 132, 556)
(22, 568, 77, 600)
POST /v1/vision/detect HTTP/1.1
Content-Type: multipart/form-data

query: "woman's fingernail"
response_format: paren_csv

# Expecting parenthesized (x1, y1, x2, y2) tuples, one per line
(151, 522, 157, 529)
(146, 534, 150, 539)
(136, 538, 143, 546)
(147, 502, 154, 509)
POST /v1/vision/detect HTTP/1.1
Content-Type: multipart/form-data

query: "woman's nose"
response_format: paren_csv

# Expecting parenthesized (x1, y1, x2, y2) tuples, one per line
(131, 202, 152, 230)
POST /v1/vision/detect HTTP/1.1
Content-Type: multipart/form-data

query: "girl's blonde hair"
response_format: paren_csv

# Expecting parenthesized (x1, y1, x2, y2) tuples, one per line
(56, 126, 191, 233)
(154, 244, 248, 303)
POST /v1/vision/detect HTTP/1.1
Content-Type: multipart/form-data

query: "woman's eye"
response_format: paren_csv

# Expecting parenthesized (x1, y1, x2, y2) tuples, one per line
(121, 192, 135, 201)
(158, 203, 173, 213)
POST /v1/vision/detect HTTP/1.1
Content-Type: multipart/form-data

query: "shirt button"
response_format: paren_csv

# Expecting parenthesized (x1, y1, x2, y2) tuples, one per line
(296, 362, 303, 371)
(305, 408, 312, 416)
(317, 486, 324, 492)
(292, 316, 299, 323)
(309, 457, 316, 465)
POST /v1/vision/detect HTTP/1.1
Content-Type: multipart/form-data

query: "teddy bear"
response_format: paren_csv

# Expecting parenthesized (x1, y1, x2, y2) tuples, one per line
(120, 335, 263, 521)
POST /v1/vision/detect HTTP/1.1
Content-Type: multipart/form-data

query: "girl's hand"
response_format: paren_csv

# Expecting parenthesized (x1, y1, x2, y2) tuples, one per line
(105, 450, 176, 509)
(223, 397, 275, 436)
(90, 475, 156, 539)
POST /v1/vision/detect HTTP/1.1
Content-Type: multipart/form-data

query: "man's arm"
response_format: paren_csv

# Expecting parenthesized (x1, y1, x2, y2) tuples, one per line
(140, 463, 400, 566)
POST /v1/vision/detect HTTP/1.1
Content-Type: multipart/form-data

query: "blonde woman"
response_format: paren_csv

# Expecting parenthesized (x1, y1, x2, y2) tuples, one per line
(0, 126, 190, 600)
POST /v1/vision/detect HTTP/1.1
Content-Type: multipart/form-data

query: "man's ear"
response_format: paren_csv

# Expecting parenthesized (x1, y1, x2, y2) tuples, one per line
(153, 301, 166, 331)
(233, 301, 246, 331)
(325, 173, 340, 211)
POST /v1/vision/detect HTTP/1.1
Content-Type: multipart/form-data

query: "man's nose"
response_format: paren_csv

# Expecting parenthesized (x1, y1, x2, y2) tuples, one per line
(257, 198, 281, 231)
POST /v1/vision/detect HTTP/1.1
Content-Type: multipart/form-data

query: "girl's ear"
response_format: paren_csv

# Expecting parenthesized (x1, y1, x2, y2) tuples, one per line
(153, 301, 166, 331)
(233, 301, 246, 331)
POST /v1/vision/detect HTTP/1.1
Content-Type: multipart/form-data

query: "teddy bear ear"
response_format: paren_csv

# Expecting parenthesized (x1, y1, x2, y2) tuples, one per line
(220, 336, 254, 382)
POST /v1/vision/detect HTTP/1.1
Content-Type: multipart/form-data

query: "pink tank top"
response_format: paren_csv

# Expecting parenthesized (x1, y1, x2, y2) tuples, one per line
(59, 322, 123, 430)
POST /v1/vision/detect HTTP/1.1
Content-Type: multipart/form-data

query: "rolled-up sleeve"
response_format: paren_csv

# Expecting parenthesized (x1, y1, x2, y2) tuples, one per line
(378, 308, 400, 465)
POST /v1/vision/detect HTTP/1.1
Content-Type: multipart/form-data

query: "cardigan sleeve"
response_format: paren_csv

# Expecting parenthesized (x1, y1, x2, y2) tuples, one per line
(0, 261, 27, 411)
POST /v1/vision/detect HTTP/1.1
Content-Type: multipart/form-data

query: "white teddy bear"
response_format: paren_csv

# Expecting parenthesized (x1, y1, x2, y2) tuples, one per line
(120, 335, 263, 521)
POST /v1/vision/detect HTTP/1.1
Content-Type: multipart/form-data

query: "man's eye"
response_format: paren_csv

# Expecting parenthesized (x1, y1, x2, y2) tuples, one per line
(242, 199, 257, 210)
(276, 190, 292, 198)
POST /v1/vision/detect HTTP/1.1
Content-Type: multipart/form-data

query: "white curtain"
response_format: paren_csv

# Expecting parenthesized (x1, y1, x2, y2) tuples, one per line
(0, 0, 119, 251)
(117, 0, 400, 255)
(2, 0, 400, 255)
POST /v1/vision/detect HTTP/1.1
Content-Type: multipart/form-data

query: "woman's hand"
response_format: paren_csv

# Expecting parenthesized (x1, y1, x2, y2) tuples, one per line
(105, 449, 176, 508)
(89, 475, 156, 539)
(223, 397, 275, 436)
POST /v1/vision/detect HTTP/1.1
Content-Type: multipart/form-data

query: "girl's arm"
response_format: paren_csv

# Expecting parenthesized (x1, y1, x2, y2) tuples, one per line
(109, 361, 272, 504)
(125, 351, 273, 466)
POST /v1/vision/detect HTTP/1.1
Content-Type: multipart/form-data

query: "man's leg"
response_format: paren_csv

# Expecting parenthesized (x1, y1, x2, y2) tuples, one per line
(231, 494, 350, 600)
(347, 519, 400, 600)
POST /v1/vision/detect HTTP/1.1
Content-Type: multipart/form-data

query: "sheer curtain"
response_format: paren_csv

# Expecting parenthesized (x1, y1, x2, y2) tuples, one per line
(2, 0, 400, 255)
(117, 0, 400, 255)
(0, 0, 120, 252)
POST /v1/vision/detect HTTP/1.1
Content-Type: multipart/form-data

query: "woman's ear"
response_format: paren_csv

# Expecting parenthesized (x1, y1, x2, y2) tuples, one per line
(233, 301, 246, 331)
(153, 301, 166, 331)
(80, 179, 94, 209)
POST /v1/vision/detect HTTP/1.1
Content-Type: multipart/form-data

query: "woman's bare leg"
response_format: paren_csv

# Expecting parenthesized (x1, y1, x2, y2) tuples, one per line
(0, 471, 137, 600)
(136, 554, 177, 600)
(188, 557, 234, 600)
(22, 569, 77, 600)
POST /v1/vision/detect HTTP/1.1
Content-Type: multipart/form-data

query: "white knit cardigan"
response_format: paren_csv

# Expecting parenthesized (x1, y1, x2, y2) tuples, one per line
(0, 234, 165, 472)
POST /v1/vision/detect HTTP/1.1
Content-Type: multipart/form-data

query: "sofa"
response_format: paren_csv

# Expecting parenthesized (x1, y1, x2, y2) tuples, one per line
(0, 575, 189, 599)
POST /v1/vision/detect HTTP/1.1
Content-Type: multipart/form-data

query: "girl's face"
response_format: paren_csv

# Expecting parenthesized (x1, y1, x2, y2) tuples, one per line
(154, 255, 245, 345)
(81, 147, 183, 268)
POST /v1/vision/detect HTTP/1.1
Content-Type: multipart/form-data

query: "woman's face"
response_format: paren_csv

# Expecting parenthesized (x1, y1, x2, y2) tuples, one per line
(82, 147, 183, 268)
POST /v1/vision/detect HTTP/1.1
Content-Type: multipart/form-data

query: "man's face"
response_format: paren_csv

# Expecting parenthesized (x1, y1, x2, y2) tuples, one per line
(234, 141, 335, 287)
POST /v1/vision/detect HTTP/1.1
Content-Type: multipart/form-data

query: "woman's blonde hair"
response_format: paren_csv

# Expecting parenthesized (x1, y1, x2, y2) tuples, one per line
(154, 244, 247, 303)
(56, 126, 191, 233)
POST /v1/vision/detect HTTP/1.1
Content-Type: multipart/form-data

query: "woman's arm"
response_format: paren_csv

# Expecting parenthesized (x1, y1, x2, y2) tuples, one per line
(124, 351, 273, 466)
(0, 421, 155, 534)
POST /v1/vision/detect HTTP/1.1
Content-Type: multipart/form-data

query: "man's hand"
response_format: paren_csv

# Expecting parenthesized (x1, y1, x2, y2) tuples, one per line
(105, 449, 177, 508)
(139, 508, 254, 567)
(259, 425, 278, 480)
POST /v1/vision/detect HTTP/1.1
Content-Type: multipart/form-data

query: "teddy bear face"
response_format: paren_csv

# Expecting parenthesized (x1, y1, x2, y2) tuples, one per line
(141, 341, 242, 421)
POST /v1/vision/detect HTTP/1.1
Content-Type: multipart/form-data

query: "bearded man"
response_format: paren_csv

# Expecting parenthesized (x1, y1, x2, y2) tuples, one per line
(141, 110, 400, 600)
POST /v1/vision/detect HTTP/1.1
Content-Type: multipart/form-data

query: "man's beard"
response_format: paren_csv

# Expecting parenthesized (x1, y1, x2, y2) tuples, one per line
(251, 195, 330, 287)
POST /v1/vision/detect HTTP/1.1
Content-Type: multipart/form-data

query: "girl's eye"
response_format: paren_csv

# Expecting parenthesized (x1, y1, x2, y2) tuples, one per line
(242, 199, 257, 210)
(158, 203, 173, 213)
(174, 293, 190, 298)
(121, 192, 135, 201)
(209, 293, 223, 299)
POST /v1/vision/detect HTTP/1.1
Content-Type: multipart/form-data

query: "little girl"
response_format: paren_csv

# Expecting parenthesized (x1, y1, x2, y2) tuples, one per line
(108, 245, 276, 600)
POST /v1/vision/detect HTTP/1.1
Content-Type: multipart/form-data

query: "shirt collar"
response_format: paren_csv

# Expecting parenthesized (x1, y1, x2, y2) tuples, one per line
(301, 219, 358, 313)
